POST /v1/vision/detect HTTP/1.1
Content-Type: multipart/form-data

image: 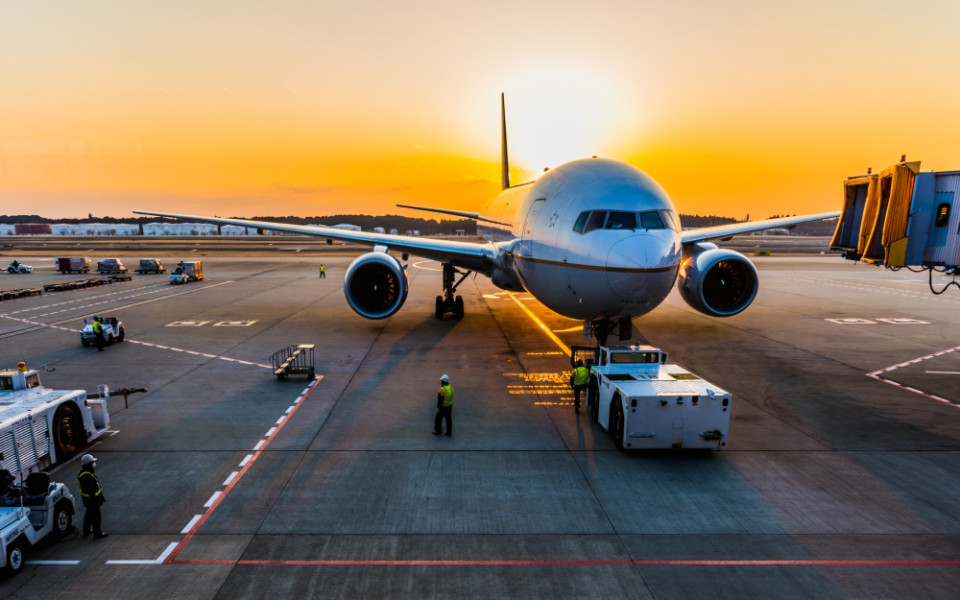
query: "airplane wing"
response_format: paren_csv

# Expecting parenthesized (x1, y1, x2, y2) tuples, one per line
(680, 211, 840, 244)
(396, 204, 509, 226)
(132, 211, 496, 273)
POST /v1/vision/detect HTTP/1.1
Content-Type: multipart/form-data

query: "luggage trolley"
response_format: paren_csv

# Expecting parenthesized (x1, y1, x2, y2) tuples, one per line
(269, 344, 316, 381)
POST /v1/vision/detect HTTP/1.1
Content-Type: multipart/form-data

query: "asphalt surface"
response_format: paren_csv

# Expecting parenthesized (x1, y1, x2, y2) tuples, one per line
(1, 243, 958, 599)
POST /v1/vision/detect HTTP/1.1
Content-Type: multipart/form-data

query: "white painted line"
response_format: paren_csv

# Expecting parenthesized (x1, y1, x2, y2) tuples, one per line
(253, 440, 265, 450)
(926, 371, 960, 375)
(285, 406, 294, 414)
(107, 560, 159, 565)
(203, 491, 222, 508)
(26, 560, 81, 565)
(275, 416, 285, 425)
(156, 542, 178, 564)
(265, 427, 277, 437)
(239, 454, 253, 467)
(222, 471, 239, 486)
(181, 514, 202, 534)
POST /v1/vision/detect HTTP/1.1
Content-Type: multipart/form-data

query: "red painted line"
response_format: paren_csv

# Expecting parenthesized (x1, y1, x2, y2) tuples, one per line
(169, 558, 960, 567)
(163, 376, 323, 564)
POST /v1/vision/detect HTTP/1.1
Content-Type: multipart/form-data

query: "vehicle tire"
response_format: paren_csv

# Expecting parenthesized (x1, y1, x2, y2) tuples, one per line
(117, 327, 125, 342)
(454, 296, 464, 320)
(611, 398, 625, 451)
(7, 267, 13, 273)
(52, 404, 83, 460)
(5, 541, 24, 575)
(53, 502, 72, 538)
(81, 340, 90, 347)
(588, 377, 599, 423)
(435, 296, 443, 319)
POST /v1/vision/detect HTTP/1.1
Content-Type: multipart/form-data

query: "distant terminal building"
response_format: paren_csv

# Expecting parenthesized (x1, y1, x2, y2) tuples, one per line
(14, 223, 52, 235)
(373, 226, 386, 234)
(333, 223, 361, 231)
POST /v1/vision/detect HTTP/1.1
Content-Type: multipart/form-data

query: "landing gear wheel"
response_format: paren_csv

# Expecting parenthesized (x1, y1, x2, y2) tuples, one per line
(611, 400, 625, 451)
(53, 503, 72, 538)
(117, 327, 125, 342)
(52, 404, 82, 460)
(435, 296, 443, 319)
(5, 542, 24, 575)
(454, 296, 464, 320)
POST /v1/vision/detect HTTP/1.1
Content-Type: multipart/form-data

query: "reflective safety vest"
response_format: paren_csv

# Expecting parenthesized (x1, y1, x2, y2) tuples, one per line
(572, 365, 589, 386)
(78, 468, 102, 499)
(92, 320, 103, 334)
(438, 384, 454, 407)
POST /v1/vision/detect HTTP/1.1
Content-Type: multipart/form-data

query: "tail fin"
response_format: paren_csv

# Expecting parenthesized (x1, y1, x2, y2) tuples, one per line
(501, 93, 510, 190)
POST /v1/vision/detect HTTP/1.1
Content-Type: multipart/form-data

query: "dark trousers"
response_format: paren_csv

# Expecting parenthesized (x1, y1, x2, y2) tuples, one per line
(572, 384, 586, 410)
(434, 406, 452, 435)
(83, 500, 102, 535)
(95, 332, 105, 351)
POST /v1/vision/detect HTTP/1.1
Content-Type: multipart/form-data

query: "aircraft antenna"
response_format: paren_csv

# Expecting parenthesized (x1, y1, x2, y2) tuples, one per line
(501, 93, 511, 190)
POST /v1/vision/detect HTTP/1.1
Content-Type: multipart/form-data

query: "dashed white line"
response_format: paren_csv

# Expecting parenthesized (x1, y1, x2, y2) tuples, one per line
(265, 427, 277, 437)
(222, 471, 239, 486)
(203, 491, 222, 508)
(181, 515, 202, 535)
(239, 454, 253, 467)
(253, 440, 265, 451)
(275, 416, 285, 425)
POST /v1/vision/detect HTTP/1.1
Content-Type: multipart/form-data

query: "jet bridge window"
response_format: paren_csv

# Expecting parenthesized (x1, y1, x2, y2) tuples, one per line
(639, 210, 666, 229)
(605, 211, 637, 230)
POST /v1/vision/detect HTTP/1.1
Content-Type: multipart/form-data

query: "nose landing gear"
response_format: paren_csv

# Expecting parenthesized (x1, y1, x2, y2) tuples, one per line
(590, 316, 633, 345)
(435, 263, 471, 320)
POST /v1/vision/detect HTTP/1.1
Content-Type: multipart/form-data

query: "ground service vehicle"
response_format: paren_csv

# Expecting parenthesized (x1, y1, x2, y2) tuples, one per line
(0, 365, 111, 476)
(576, 345, 732, 450)
(0, 471, 77, 575)
(96, 258, 127, 274)
(135, 258, 165, 273)
(80, 317, 125, 346)
(169, 261, 202, 284)
(55, 257, 90, 273)
(6, 262, 31, 274)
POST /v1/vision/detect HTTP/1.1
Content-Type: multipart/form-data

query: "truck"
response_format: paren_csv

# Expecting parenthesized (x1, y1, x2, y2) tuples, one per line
(135, 258, 165, 274)
(0, 364, 110, 478)
(80, 317, 125, 346)
(55, 257, 91, 274)
(575, 345, 732, 450)
(96, 258, 127, 274)
(169, 260, 203, 284)
(0, 471, 77, 575)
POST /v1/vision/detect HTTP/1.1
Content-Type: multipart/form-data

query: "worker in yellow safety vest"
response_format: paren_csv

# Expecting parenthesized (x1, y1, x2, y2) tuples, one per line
(570, 359, 589, 413)
(433, 374, 454, 437)
(77, 454, 108, 539)
(319, 264, 326, 278)
(92, 316, 105, 352)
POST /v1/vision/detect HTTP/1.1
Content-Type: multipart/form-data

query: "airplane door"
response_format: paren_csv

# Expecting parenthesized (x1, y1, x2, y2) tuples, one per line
(520, 198, 546, 257)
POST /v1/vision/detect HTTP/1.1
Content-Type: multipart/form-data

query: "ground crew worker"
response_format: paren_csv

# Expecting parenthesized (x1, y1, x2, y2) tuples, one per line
(433, 374, 454, 437)
(92, 316, 105, 352)
(319, 264, 326, 278)
(77, 454, 108, 539)
(570, 359, 589, 413)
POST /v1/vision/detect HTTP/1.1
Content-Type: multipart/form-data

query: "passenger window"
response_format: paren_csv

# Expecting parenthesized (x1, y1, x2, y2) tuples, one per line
(639, 211, 665, 229)
(584, 211, 607, 233)
(605, 211, 637, 230)
(935, 203, 950, 227)
(573, 211, 590, 234)
(659, 209, 680, 231)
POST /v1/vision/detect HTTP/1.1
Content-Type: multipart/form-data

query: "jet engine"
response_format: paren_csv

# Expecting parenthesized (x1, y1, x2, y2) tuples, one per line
(678, 243, 758, 317)
(343, 252, 409, 319)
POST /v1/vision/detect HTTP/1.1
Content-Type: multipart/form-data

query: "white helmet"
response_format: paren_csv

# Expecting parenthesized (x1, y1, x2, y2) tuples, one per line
(440, 374, 450, 383)
(81, 454, 97, 465)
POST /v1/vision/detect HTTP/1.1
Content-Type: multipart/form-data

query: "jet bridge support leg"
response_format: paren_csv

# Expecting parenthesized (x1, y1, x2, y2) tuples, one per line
(435, 263, 470, 320)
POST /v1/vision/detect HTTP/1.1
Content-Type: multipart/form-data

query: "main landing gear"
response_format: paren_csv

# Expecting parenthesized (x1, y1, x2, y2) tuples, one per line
(435, 263, 470, 320)
(590, 316, 633, 345)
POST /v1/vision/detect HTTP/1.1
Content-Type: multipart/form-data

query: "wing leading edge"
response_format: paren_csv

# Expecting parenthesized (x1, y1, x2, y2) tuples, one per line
(132, 211, 495, 273)
(680, 211, 840, 245)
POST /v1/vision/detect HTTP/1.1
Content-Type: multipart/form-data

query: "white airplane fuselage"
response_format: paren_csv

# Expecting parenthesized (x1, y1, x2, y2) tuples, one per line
(477, 158, 682, 321)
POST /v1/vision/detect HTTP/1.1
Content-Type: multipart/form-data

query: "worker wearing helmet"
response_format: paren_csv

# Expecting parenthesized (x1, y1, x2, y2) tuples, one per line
(77, 454, 108, 539)
(570, 359, 589, 413)
(92, 316, 105, 352)
(433, 374, 454, 437)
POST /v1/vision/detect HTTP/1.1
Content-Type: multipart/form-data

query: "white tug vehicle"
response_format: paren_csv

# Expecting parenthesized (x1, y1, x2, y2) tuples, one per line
(576, 345, 732, 450)
(0, 470, 77, 575)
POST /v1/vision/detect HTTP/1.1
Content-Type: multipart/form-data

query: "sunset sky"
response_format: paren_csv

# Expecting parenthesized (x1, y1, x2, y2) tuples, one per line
(2, 1, 960, 220)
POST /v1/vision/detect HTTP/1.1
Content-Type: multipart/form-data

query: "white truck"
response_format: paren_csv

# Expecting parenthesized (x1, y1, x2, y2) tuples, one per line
(80, 317, 125, 346)
(0, 365, 111, 477)
(0, 471, 77, 575)
(575, 345, 732, 450)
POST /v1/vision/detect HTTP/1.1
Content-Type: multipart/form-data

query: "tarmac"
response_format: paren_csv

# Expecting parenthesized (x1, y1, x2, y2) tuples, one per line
(1, 239, 959, 599)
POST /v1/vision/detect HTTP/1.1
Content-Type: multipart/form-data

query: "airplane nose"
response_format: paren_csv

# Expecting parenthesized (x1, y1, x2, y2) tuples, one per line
(606, 234, 678, 303)
(606, 235, 648, 297)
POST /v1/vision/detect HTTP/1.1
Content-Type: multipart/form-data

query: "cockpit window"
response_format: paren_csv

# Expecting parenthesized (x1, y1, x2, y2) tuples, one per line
(573, 211, 590, 233)
(584, 211, 607, 233)
(659, 209, 680, 231)
(605, 211, 637, 230)
(639, 210, 665, 229)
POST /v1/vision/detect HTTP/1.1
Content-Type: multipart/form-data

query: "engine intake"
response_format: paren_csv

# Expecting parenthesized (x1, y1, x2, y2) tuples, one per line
(343, 252, 408, 319)
(678, 245, 758, 317)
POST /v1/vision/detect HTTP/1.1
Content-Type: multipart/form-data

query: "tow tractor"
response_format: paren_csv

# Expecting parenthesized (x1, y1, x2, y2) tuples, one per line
(574, 344, 732, 450)
(80, 317, 125, 346)
(6, 261, 31, 274)
(0, 470, 77, 575)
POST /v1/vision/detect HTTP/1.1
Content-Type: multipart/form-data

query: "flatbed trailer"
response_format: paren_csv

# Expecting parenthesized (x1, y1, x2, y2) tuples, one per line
(574, 345, 732, 450)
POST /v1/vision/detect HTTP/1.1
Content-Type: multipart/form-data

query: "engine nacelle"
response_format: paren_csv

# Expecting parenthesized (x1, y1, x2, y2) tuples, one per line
(343, 252, 409, 319)
(678, 244, 758, 317)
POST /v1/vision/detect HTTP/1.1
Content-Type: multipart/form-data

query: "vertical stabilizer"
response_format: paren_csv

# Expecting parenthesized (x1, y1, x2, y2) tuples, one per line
(501, 93, 510, 190)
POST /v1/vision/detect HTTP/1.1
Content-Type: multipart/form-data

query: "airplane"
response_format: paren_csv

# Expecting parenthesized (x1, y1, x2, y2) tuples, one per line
(136, 94, 839, 344)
